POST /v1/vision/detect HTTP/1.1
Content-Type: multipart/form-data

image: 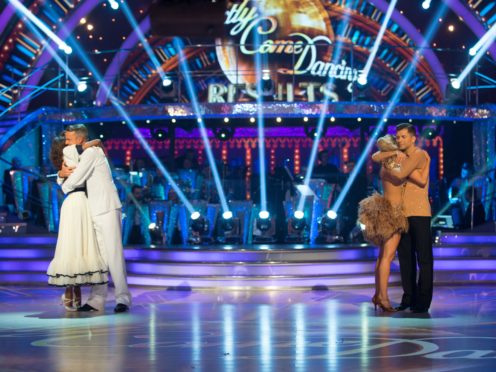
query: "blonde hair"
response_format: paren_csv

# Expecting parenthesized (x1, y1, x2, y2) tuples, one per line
(376, 134, 398, 170)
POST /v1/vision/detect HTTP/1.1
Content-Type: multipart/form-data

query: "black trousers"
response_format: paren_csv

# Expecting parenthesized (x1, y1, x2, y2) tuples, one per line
(397, 216, 433, 310)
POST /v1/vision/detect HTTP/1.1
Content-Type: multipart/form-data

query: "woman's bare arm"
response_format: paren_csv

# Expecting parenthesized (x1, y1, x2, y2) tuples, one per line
(371, 150, 397, 163)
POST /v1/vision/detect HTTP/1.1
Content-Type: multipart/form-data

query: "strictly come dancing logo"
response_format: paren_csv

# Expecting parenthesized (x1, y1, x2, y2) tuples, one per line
(210, 0, 362, 103)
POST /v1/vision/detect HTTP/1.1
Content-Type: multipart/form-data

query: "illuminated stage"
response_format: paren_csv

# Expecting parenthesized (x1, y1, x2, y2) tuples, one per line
(1, 285, 496, 371)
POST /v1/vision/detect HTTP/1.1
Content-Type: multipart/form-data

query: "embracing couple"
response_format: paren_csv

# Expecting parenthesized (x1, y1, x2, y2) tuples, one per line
(46, 124, 131, 313)
(359, 123, 433, 314)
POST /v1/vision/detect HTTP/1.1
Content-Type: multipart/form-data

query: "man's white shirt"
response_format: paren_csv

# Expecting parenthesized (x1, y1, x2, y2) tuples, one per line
(59, 147, 122, 216)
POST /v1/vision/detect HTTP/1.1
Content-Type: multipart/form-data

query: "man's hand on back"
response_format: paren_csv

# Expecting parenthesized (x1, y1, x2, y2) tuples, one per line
(58, 162, 75, 178)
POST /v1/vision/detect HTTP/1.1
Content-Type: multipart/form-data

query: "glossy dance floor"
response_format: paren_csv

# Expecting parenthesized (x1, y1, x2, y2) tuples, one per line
(1, 286, 496, 371)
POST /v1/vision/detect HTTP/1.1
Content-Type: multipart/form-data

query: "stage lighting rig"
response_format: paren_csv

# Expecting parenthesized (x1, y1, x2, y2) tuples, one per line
(188, 211, 209, 244)
(253, 210, 276, 243)
(217, 210, 242, 243)
(286, 210, 309, 243)
(317, 209, 343, 243)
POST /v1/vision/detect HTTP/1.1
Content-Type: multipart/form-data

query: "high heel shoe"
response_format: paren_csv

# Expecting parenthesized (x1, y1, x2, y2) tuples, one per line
(60, 294, 77, 312)
(372, 296, 396, 312)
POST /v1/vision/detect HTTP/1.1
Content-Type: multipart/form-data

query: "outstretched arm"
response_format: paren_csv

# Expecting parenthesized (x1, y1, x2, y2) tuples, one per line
(408, 152, 430, 187)
(61, 147, 99, 194)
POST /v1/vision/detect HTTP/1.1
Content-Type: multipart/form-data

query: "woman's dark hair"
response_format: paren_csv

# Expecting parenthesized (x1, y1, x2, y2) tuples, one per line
(50, 136, 66, 170)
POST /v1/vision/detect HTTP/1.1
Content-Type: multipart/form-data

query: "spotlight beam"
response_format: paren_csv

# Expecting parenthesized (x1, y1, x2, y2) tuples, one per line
(0, 74, 63, 119)
(173, 37, 230, 213)
(120, 1, 168, 84)
(331, 2, 449, 214)
(22, 19, 81, 86)
(469, 23, 496, 56)
(359, 0, 397, 84)
(253, 3, 268, 213)
(8, 0, 71, 54)
(296, 8, 353, 213)
(456, 24, 496, 87)
(56, 33, 195, 213)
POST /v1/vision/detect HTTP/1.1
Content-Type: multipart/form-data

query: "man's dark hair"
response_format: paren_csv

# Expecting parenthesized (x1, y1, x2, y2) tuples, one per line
(65, 124, 88, 139)
(131, 184, 142, 193)
(396, 123, 416, 136)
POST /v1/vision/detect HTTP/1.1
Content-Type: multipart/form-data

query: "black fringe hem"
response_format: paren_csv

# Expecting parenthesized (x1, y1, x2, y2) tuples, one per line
(47, 269, 109, 279)
(48, 280, 109, 288)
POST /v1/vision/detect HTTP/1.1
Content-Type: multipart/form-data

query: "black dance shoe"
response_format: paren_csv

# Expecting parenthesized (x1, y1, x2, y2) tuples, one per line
(78, 304, 98, 312)
(114, 303, 129, 313)
(395, 303, 410, 311)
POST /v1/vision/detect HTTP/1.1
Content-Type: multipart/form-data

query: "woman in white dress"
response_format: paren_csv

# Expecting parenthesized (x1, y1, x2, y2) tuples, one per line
(47, 137, 109, 311)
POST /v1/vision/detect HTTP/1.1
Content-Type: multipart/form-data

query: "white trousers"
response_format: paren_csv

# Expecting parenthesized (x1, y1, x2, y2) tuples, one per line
(87, 209, 131, 310)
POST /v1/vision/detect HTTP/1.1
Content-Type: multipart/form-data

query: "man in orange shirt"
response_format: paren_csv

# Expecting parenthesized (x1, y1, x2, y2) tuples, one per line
(384, 123, 432, 313)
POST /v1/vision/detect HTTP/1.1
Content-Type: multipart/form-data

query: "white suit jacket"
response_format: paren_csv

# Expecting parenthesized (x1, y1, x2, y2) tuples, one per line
(61, 147, 122, 216)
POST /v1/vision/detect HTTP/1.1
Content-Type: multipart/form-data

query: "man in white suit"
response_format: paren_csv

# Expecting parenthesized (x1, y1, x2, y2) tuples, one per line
(58, 124, 131, 313)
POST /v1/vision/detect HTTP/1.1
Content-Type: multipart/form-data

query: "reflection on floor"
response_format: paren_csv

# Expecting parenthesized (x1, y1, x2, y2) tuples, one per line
(1, 285, 496, 371)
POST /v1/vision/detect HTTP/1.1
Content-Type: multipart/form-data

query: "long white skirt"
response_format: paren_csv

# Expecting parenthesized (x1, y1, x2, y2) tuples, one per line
(47, 191, 109, 287)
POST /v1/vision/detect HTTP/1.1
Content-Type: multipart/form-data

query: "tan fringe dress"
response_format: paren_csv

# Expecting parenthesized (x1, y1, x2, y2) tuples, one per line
(358, 193, 408, 246)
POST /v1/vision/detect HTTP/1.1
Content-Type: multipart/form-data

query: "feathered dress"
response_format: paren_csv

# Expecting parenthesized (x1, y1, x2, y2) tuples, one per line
(46, 145, 109, 287)
(358, 193, 408, 247)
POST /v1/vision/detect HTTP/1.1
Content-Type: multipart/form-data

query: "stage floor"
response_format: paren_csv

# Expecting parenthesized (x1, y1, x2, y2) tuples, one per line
(1, 285, 495, 371)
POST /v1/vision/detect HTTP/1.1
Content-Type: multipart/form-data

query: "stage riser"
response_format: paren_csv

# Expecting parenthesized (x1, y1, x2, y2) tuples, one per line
(0, 232, 495, 288)
(1, 246, 496, 262)
(1, 272, 494, 288)
(0, 260, 494, 276)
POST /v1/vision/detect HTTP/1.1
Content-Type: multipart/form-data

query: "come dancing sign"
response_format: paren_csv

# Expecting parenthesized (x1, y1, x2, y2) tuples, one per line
(209, 0, 362, 103)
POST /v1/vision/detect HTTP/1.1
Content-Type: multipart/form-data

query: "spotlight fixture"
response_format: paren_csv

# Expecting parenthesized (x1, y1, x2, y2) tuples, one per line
(291, 210, 306, 231)
(77, 81, 88, 92)
(450, 78, 461, 90)
(253, 210, 275, 243)
(217, 210, 241, 243)
(190, 212, 207, 233)
(108, 0, 119, 10)
(317, 209, 343, 243)
(422, 0, 431, 10)
(162, 76, 173, 87)
(256, 210, 271, 232)
(357, 74, 367, 86)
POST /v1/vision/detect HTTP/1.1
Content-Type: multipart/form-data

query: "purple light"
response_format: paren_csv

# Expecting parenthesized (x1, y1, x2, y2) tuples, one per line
(0, 236, 56, 245)
(434, 259, 496, 271)
(439, 234, 496, 245)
